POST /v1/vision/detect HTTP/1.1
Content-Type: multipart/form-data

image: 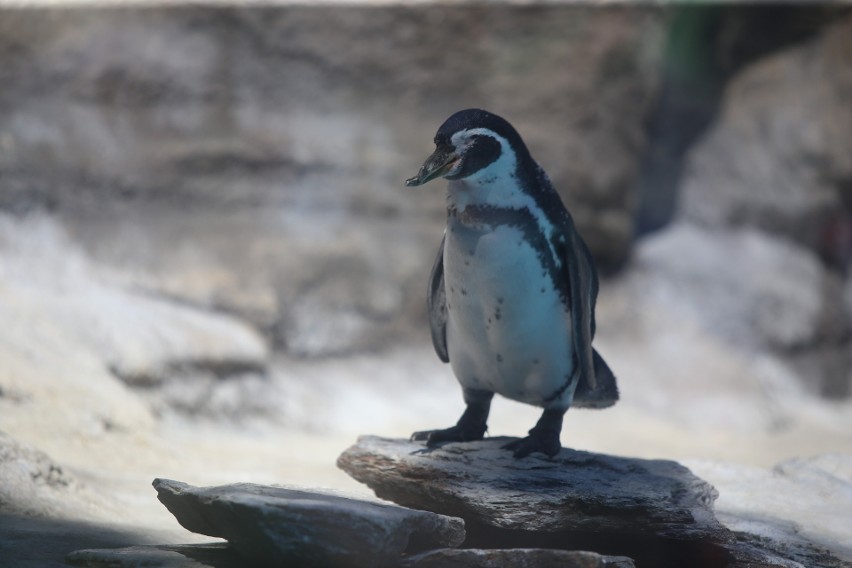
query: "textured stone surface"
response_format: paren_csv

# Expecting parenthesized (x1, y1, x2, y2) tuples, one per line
(0, 431, 114, 520)
(65, 544, 633, 568)
(337, 436, 722, 538)
(688, 454, 852, 564)
(0, 213, 275, 449)
(617, 222, 852, 398)
(626, 223, 849, 352)
(338, 436, 852, 568)
(153, 478, 465, 568)
(66, 544, 242, 568)
(0, 6, 664, 362)
(0, 514, 162, 568)
(401, 548, 635, 568)
(679, 15, 852, 259)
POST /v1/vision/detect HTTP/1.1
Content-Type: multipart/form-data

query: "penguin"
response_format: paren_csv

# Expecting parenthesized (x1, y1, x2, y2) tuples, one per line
(405, 108, 618, 458)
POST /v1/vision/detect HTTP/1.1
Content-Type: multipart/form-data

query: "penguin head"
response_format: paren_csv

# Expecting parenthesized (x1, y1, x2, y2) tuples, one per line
(405, 109, 531, 187)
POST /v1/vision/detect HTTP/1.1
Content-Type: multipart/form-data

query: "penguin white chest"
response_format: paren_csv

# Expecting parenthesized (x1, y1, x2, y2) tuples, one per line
(443, 216, 576, 408)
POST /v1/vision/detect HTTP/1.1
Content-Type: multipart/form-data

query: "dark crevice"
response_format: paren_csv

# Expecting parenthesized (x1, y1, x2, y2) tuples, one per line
(634, 4, 851, 238)
(461, 522, 735, 568)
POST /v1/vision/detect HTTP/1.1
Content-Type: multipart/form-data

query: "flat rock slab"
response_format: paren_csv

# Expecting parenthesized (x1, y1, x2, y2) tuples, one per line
(66, 543, 242, 568)
(338, 436, 851, 568)
(401, 548, 635, 568)
(66, 544, 634, 568)
(337, 436, 722, 539)
(153, 478, 465, 568)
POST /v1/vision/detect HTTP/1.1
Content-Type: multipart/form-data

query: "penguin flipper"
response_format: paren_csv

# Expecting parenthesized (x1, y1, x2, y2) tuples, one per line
(573, 349, 619, 408)
(428, 233, 450, 363)
(560, 215, 598, 392)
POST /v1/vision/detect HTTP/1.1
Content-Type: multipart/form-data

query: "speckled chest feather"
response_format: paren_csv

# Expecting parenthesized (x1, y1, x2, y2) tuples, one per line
(442, 198, 577, 409)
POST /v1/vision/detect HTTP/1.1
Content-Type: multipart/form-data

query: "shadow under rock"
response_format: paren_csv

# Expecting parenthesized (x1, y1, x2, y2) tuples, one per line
(0, 513, 165, 568)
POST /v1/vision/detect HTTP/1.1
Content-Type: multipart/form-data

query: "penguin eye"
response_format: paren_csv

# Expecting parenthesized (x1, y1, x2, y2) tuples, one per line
(467, 135, 498, 155)
(459, 134, 484, 154)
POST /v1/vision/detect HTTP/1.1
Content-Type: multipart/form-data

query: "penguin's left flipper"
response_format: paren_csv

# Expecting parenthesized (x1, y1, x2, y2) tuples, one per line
(573, 349, 619, 409)
(427, 233, 449, 363)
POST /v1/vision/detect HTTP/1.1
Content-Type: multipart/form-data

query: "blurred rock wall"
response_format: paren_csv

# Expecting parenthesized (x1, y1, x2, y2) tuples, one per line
(0, 3, 850, 395)
(0, 4, 664, 356)
(675, 13, 852, 397)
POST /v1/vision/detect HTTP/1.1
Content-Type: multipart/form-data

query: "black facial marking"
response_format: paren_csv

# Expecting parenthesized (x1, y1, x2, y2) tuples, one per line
(435, 109, 530, 160)
(452, 135, 501, 180)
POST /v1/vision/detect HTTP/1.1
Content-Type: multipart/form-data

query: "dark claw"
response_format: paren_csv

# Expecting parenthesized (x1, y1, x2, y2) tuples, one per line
(502, 407, 565, 458)
(412, 395, 492, 447)
(410, 430, 433, 442)
(411, 424, 487, 447)
(502, 433, 561, 458)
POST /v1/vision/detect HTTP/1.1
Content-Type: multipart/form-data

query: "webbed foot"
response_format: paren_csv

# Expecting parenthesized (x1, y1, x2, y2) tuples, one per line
(502, 431, 561, 458)
(411, 423, 486, 446)
(502, 408, 565, 458)
(411, 390, 492, 447)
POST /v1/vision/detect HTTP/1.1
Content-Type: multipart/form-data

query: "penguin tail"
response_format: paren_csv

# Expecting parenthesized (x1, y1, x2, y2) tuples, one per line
(573, 349, 619, 409)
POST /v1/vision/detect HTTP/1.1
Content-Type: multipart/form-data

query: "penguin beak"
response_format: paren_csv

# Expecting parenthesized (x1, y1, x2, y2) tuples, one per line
(405, 146, 459, 187)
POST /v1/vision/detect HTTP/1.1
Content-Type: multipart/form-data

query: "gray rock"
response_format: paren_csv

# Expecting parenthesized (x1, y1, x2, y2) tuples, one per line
(628, 223, 848, 352)
(65, 544, 633, 568)
(679, 15, 852, 260)
(153, 478, 465, 568)
(67, 543, 242, 568)
(672, 14, 852, 398)
(338, 436, 852, 568)
(0, 513, 160, 568)
(0, 6, 664, 360)
(337, 436, 721, 539)
(687, 454, 852, 565)
(401, 548, 635, 568)
(0, 212, 275, 443)
(620, 222, 852, 397)
(0, 431, 116, 521)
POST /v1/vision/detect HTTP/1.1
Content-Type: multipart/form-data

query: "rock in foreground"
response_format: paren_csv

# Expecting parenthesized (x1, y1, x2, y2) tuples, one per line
(67, 544, 634, 568)
(67, 543, 243, 568)
(338, 436, 722, 539)
(400, 548, 635, 568)
(153, 478, 464, 568)
(338, 436, 850, 568)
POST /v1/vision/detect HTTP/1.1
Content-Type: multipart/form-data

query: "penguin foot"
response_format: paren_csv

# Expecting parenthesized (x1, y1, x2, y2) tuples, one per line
(502, 432, 561, 458)
(411, 423, 487, 446)
(412, 395, 491, 447)
(503, 408, 565, 458)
